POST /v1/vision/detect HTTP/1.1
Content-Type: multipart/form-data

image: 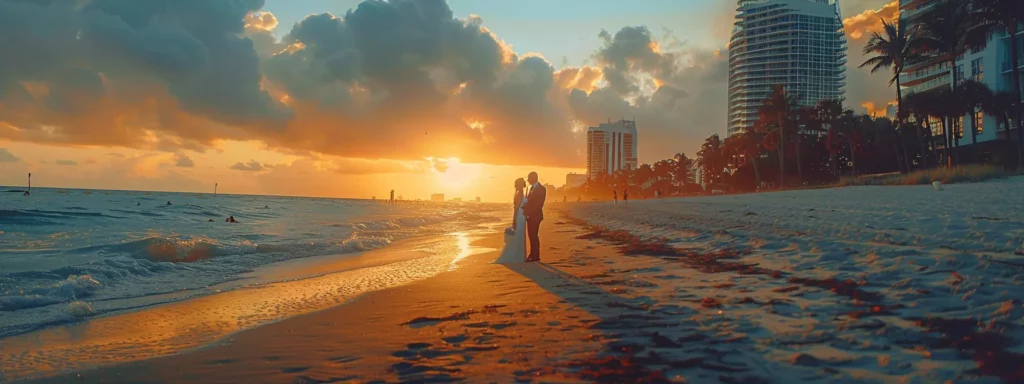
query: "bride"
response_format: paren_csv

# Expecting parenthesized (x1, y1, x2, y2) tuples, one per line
(494, 178, 527, 264)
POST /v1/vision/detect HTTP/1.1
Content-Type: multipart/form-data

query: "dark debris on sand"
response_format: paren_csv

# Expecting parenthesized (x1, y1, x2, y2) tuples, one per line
(912, 317, 1024, 382)
(571, 222, 779, 276)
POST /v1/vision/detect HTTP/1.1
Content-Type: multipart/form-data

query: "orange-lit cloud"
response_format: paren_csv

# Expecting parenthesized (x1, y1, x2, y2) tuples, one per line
(843, 1, 899, 41)
(860, 100, 897, 118)
(0, 0, 731, 181)
(244, 11, 279, 32)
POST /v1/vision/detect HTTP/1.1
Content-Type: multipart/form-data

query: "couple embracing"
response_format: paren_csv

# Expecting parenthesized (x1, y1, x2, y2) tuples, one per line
(494, 172, 545, 264)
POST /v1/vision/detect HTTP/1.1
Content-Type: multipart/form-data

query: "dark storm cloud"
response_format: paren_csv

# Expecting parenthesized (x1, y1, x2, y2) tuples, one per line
(569, 26, 730, 162)
(0, 0, 738, 166)
(0, 0, 288, 146)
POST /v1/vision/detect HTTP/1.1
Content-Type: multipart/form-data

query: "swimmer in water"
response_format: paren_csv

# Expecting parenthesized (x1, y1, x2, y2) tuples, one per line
(167, 201, 172, 206)
(226, 216, 238, 223)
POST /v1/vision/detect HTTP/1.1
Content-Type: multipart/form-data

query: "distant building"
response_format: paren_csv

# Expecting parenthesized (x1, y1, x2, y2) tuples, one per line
(451, 197, 462, 202)
(475, 197, 481, 202)
(565, 173, 588, 188)
(430, 193, 444, 202)
(899, 0, 1023, 152)
(727, 0, 847, 137)
(587, 119, 638, 178)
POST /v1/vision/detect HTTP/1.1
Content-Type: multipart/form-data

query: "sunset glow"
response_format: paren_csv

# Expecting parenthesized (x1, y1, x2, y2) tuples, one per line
(0, 0, 898, 202)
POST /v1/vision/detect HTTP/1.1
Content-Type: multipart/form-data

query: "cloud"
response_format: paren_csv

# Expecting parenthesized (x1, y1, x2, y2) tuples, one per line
(430, 157, 451, 173)
(56, 159, 77, 165)
(244, 11, 278, 32)
(230, 159, 267, 172)
(173, 153, 195, 167)
(0, 148, 18, 162)
(0, 0, 740, 166)
(842, 1, 902, 115)
(843, 1, 899, 41)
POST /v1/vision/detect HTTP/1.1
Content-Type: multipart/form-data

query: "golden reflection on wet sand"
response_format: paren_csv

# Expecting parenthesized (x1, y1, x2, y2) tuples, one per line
(1, 231, 494, 382)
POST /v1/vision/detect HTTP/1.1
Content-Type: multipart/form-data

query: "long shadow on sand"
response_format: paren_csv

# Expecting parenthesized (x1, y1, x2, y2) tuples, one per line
(503, 262, 771, 383)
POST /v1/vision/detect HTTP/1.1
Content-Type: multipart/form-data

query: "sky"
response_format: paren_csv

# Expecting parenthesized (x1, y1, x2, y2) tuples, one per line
(0, 0, 895, 202)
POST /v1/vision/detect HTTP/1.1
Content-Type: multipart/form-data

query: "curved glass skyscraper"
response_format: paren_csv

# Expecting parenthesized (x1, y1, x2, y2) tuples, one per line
(727, 0, 847, 136)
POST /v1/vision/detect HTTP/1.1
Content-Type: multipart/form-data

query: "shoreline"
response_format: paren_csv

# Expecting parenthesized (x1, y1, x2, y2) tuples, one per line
(28, 212, 627, 383)
(2, 229, 495, 383)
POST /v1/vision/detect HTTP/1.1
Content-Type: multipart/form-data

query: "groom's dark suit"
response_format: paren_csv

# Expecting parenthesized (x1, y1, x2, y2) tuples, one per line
(522, 183, 546, 260)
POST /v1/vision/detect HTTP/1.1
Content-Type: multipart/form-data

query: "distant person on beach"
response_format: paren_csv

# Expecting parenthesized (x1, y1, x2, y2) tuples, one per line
(623, 188, 628, 206)
(563, 196, 566, 203)
(578, 196, 581, 202)
(390, 190, 395, 204)
(613, 190, 618, 206)
(522, 172, 546, 262)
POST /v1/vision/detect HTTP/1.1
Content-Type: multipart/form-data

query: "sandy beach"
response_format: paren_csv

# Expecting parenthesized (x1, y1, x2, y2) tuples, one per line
(7, 178, 1024, 383)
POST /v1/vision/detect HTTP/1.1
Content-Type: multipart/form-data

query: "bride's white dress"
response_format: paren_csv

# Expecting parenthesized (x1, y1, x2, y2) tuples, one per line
(494, 197, 527, 264)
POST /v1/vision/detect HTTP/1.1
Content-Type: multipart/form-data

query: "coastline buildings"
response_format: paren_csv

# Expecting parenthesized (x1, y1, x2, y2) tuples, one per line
(727, 0, 848, 137)
(564, 173, 588, 188)
(586, 119, 638, 179)
(899, 0, 1023, 150)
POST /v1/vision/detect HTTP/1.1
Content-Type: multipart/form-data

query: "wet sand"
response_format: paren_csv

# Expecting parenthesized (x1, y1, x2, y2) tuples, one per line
(31, 214, 623, 383)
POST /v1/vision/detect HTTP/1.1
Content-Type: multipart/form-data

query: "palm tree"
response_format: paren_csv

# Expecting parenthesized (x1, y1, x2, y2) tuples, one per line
(860, 18, 925, 128)
(903, 91, 939, 167)
(917, 0, 984, 166)
(723, 129, 764, 189)
(758, 85, 799, 188)
(836, 113, 865, 175)
(816, 99, 851, 175)
(652, 159, 675, 192)
(982, 91, 1018, 141)
(634, 163, 654, 190)
(958, 80, 993, 144)
(673, 153, 694, 190)
(971, 0, 1024, 166)
(697, 134, 724, 189)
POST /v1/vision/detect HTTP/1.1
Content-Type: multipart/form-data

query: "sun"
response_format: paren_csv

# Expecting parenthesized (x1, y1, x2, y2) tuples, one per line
(433, 157, 480, 196)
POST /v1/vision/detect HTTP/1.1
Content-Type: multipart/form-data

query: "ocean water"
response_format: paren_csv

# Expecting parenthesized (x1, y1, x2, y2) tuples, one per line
(0, 188, 500, 338)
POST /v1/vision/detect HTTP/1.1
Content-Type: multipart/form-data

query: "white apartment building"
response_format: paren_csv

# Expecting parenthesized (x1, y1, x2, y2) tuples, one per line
(728, 0, 848, 137)
(899, 0, 1023, 146)
(586, 119, 638, 178)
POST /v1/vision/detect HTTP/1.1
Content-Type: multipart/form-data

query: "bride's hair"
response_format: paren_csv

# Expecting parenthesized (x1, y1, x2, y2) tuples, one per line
(514, 178, 526, 191)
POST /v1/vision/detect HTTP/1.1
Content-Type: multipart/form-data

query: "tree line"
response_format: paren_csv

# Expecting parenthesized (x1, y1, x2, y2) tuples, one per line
(565, 0, 1022, 198)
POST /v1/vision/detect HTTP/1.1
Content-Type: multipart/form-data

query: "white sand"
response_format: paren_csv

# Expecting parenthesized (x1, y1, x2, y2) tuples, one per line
(567, 176, 1024, 383)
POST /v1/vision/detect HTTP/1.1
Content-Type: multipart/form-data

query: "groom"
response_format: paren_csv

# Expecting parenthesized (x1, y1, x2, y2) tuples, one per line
(522, 171, 546, 262)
